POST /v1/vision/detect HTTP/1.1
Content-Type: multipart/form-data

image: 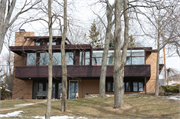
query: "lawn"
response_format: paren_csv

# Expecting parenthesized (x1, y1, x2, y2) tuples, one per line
(0, 99, 45, 109)
(0, 95, 179, 118)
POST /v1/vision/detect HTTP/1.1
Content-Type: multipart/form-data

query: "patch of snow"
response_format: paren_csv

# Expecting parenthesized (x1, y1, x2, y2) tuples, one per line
(0, 111, 23, 117)
(0, 111, 88, 119)
(167, 96, 180, 100)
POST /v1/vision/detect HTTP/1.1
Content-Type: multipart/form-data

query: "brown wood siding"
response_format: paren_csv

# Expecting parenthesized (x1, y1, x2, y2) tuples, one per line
(15, 65, 150, 79)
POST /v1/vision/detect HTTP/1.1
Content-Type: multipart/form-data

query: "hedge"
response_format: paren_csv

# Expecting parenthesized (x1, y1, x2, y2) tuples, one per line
(161, 84, 180, 93)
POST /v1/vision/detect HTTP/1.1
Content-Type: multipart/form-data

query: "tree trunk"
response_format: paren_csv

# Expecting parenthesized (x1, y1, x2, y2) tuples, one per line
(113, 0, 122, 108)
(61, 0, 67, 112)
(155, 1, 161, 97)
(45, 0, 53, 119)
(99, 2, 114, 97)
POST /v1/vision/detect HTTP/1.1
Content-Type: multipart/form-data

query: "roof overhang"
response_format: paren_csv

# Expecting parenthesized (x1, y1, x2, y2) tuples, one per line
(10, 44, 92, 56)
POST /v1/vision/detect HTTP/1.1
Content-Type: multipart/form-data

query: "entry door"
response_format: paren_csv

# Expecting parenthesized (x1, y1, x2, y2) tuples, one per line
(69, 81, 78, 99)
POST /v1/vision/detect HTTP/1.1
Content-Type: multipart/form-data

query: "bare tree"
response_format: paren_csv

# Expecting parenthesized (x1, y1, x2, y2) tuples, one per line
(99, 0, 115, 97)
(60, 0, 68, 112)
(45, 0, 53, 118)
(0, 0, 41, 53)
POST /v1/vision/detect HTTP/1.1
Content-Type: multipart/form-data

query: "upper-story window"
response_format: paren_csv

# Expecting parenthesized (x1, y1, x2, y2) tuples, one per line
(36, 41, 45, 46)
(27, 53, 36, 66)
(92, 49, 145, 66)
(66, 52, 74, 65)
(79, 51, 90, 65)
(40, 53, 49, 66)
(53, 52, 61, 65)
(126, 50, 145, 65)
(47, 42, 56, 45)
(92, 50, 114, 65)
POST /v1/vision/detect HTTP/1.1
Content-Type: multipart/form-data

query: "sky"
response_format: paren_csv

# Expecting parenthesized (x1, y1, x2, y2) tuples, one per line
(0, 0, 179, 78)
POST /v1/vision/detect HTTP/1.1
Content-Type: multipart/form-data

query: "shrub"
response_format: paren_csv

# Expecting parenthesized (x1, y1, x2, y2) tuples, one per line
(161, 84, 180, 93)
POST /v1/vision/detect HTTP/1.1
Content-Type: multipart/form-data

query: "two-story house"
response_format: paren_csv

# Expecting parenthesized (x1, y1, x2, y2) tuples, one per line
(10, 31, 163, 99)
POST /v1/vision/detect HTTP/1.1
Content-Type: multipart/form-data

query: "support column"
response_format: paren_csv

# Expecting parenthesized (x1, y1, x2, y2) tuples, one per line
(144, 77, 147, 94)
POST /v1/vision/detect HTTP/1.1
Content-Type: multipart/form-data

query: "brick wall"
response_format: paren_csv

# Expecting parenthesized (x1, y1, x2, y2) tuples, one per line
(12, 32, 34, 99)
(146, 52, 157, 93)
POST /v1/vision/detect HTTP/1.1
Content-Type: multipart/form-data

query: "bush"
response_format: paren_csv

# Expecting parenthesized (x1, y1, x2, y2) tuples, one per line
(161, 84, 180, 93)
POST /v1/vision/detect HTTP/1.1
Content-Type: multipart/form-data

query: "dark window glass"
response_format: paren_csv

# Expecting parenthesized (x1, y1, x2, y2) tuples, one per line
(126, 57, 131, 65)
(139, 82, 143, 91)
(52, 83, 55, 98)
(58, 83, 62, 98)
(126, 82, 130, 91)
(39, 83, 43, 91)
(33, 82, 38, 98)
(133, 82, 138, 91)
(107, 82, 111, 92)
(27, 53, 36, 66)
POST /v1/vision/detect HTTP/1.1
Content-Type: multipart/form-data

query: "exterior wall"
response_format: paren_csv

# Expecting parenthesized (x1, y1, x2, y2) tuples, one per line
(145, 52, 157, 93)
(79, 79, 99, 98)
(12, 32, 34, 99)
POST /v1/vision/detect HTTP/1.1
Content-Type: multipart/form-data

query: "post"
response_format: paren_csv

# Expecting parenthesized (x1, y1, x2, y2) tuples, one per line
(144, 77, 147, 94)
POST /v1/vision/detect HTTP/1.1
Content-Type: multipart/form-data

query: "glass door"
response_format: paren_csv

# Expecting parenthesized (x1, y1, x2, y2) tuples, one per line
(69, 81, 78, 99)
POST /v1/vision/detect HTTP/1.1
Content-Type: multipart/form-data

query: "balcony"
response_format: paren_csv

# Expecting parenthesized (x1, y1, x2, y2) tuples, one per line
(15, 65, 150, 79)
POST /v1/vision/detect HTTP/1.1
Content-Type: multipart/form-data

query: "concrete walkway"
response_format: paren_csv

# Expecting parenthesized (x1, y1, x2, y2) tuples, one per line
(0, 100, 47, 112)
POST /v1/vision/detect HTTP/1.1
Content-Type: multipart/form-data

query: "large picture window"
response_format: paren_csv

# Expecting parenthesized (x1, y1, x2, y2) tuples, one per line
(27, 53, 36, 66)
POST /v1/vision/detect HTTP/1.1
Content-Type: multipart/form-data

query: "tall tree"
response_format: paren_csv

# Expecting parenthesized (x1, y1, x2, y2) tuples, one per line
(45, 0, 53, 118)
(99, 0, 115, 97)
(61, 0, 67, 112)
(89, 20, 102, 48)
(0, 0, 41, 53)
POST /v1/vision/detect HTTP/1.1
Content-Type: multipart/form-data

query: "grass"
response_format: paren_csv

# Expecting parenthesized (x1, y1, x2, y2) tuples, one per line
(0, 99, 45, 109)
(0, 95, 180, 118)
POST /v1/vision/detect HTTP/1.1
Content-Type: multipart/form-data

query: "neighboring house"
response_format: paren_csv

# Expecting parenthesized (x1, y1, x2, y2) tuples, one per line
(10, 31, 164, 99)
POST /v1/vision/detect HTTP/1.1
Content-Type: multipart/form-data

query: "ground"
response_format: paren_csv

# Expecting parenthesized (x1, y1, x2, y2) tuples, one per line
(0, 94, 179, 118)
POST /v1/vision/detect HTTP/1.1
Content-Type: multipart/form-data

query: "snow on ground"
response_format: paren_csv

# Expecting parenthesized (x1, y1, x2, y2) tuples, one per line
(0, 111, 87, 119)
(0, 111, 23, 117)
(167, 96, 180, 100)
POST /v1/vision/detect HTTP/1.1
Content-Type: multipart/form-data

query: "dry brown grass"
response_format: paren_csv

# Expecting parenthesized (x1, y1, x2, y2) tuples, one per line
(0, 95, 180, 118)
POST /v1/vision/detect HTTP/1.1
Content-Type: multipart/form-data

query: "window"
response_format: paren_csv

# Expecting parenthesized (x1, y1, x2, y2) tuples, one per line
(107, 51, 114, 65)
(80, 51, 90, 65)
(53, 52, 61, 65)
(40, 53, 49, 66)
(133, 82, 138, 91)
(106, 79, 114, 92)
(47, 42, 56, 45)
(27, 53, 36, 66)
(92, 50, 114, 65)
(126, 82, 130, 91)
(125, 50, 145, 65)
(92, 51, 103, 65)
(133, 82, 144, 92)
(66, 52, 74, 65)
(36, 41, 45, 46)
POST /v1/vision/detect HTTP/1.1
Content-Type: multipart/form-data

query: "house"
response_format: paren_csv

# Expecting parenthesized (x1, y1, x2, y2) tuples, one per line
(10, 31, 164, 99)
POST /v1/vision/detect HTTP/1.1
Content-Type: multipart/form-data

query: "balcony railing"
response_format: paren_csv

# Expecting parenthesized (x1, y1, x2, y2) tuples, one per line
(15, 65, 150, 79)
